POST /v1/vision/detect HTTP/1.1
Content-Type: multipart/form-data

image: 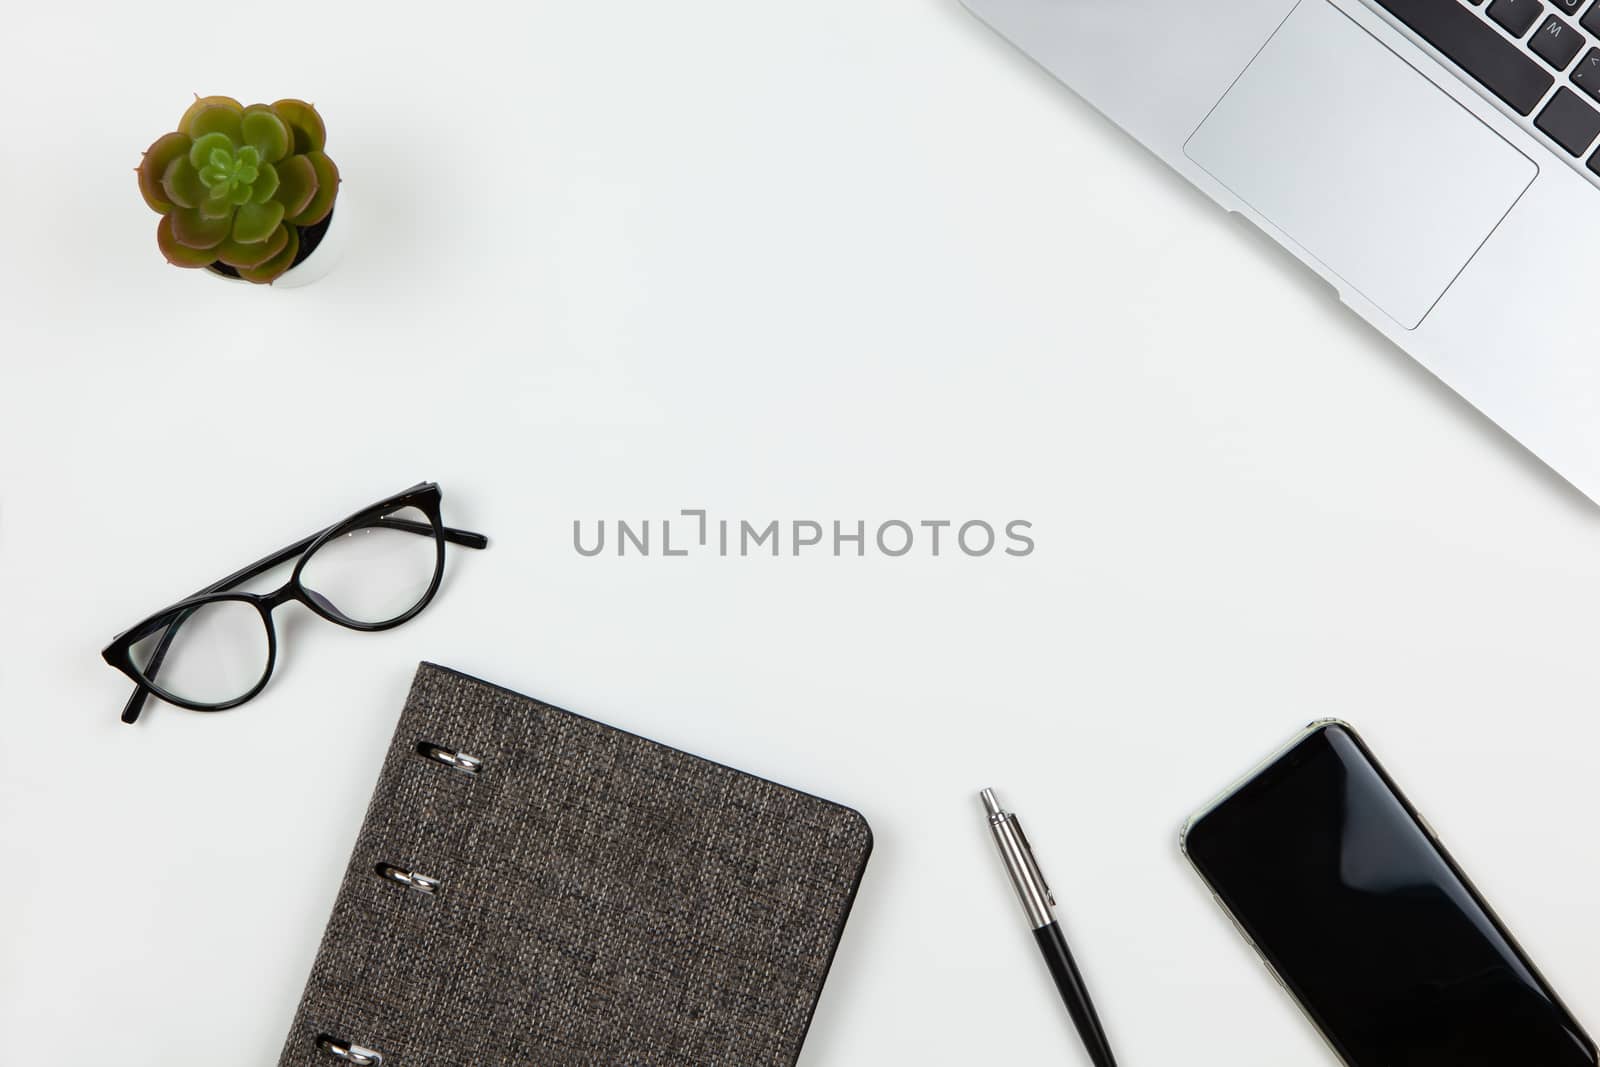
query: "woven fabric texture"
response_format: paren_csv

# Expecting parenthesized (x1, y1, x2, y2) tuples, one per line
(279, 663, 872, 1067)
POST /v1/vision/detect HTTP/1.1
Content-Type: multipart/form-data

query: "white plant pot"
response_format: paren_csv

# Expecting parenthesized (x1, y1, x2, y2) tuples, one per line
(274, 194, 347, 289)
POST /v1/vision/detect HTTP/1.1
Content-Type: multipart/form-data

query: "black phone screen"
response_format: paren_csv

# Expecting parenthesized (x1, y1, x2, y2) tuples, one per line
(1185, 723, 1595, 1066)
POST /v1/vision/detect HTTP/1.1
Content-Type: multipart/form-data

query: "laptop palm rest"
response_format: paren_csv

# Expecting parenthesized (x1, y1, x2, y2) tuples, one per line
(1184, 0, 1535, 329)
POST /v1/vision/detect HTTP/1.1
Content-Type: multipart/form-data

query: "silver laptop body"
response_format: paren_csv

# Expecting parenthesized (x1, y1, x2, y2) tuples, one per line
(962, 0, 1600, 503)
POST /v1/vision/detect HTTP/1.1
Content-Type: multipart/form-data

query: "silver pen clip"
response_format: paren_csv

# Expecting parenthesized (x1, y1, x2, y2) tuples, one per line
(1012, 816, 1057, 908)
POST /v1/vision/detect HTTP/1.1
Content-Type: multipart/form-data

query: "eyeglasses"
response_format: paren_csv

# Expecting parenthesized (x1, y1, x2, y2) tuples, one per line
(102, 482, 488, 724)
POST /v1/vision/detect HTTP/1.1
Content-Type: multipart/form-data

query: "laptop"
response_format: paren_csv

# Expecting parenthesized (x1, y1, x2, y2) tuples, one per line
(962, 0, 1600, 503)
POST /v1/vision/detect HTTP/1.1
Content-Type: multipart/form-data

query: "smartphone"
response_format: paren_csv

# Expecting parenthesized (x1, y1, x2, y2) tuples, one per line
(1181, 721, 1596, 1066)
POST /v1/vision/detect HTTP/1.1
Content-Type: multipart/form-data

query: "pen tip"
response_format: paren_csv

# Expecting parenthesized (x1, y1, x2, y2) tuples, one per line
(980, 788, 1002, 816)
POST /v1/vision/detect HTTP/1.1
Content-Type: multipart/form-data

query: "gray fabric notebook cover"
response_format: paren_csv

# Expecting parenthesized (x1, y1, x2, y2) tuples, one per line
(279, 663, 872, 1067)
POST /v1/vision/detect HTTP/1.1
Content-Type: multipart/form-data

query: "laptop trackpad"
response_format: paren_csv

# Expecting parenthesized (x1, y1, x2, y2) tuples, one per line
(1184, 0, 1534, 329)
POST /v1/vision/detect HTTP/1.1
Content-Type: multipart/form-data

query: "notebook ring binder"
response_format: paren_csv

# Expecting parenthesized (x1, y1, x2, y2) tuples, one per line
(375, 863, 440, 894)
(416, 741, 483, 774)
(316, 1035, 383, 1065)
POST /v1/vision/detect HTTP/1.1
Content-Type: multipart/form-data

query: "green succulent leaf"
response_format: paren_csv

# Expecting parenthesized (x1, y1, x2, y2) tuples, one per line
(160, 156, 206, 210)
(189, 132, 233, 171)
(215, 222, 289, 269)
(270, 99, 326, 154)
(156, 215, 219, 267)
(138, 132, 192, 213)
(286, 151, 340, 227)
(229, 182, 254, 206)
(185, 103, 244, 145)
(273, 154, 318, 217)
(241, 107, 290, 163)
(232, 199, 285, 244)
(199, 188, 235, 220)
(170, 206, 231, 249)
(251, 162, 280, 204)
(179, 96, 244, 137)
(238, 224, 299, 284)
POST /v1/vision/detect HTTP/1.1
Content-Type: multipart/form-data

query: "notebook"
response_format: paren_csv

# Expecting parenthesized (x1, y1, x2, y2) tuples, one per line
(278, 663, 873, 1067)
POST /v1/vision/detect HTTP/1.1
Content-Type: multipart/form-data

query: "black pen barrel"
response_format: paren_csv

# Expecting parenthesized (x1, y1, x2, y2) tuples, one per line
(1033, 920, 1118, 1067)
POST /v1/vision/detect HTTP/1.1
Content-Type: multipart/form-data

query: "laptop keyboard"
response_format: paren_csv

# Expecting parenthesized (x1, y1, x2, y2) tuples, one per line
(1370, 0, 1600, 176)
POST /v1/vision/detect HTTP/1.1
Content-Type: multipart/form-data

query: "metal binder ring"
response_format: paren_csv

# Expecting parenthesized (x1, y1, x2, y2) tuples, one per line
(417, 741, 483, 775)
(317, 1036, 384, 1065)
(375, 863, 441, 895)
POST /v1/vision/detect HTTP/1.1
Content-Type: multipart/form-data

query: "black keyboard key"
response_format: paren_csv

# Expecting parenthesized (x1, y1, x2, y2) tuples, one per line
(1583, 2, 1600, 32)
(1531, 14, 1585, 68)
(1535, 87, 1600, 152)
(1572, 47, 1600, 101)
(1371, 0, 1555, 114)
(1487, 0, 1549, 35)
(1548, 0, 1584, 13)
(1488, 0, 1547, 35)
(1588, 145, 1600, 175)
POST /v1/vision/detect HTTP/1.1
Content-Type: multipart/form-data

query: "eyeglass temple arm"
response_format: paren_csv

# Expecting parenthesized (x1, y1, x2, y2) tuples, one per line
(120, 520, 489, 724)
(375, 517, 490, 550)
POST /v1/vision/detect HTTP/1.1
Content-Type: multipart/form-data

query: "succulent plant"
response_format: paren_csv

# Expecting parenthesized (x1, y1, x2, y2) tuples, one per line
(138, 96, 340, 284)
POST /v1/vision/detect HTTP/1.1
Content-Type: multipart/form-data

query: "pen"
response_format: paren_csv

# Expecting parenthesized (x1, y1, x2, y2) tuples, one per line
(981, 788, 1119, 1067)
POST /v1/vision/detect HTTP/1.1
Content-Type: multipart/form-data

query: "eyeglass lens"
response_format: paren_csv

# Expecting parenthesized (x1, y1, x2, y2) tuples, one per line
(298, 504, 441, 625)
(128, 599, 269, 706)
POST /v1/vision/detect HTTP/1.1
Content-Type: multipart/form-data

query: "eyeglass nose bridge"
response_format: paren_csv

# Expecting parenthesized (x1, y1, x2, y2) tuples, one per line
(256, 569, 431, 635)
(262, 581, 305, 610)
(264, 578, 347, 625)
(262, 580, 346, 627)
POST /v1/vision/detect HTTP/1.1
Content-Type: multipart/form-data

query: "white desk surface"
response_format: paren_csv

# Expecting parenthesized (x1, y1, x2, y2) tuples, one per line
(4, 2, 1599, 1064)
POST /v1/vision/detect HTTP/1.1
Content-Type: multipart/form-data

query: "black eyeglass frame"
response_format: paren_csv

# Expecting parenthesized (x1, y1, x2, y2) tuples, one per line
(102, 482, 488, 724)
